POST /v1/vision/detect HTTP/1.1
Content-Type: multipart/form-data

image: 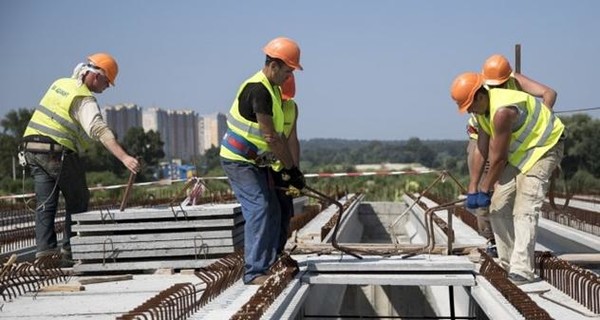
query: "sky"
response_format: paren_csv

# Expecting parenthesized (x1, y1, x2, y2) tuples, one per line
(1, 0, 598, 141)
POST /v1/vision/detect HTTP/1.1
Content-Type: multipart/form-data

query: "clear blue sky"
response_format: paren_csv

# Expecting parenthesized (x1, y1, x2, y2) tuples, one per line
(1, 0, 598, 140)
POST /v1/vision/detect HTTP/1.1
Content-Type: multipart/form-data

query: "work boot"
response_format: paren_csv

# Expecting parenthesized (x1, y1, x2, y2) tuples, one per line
(59, 249, 76, 268)
(508, 273, 540, 286)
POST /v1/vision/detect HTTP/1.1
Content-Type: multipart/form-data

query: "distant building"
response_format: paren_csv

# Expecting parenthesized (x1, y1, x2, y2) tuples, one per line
(355, 163, 430, 173)
(105, 105, 226, 161)
(168, 109, 199, 161)
(143, 108, 171, 156)
(199, 112, 227, 154)
(103, 103, 142, 139)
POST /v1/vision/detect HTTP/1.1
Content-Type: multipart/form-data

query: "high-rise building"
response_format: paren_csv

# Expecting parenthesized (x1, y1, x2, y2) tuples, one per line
(168, 109, 199, 161)
(199, 112, 227, 154)
(142, 108, 171, 156)
(103, 103, 142, 140)
(104, 105, 224, 162)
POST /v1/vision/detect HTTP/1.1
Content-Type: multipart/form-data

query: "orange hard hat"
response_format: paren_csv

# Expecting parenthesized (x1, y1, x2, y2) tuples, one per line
(281, 74, 296, 100)
(263, 37, 303, 70)
(482, 54, 512, 86)
(88, 53, 119, 85)
(450, 72, 485, 113)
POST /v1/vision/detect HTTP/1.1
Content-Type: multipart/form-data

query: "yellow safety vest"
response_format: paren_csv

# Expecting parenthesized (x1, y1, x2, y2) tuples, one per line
(504, 76, 519, 91)
(467, 76, 519, 140)
(23, 78, 92, 152)
(269, 99, 298, 171)
(476, 88, 564, 173)
(220, 71, 284, 166)
(282, 99, 296, 138)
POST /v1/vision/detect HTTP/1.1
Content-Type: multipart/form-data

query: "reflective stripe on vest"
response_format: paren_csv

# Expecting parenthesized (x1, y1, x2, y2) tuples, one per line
(476, 88, 564, 173)
(23, 78, 92, 152)
(219, 70, 284, 165)
(467, 115, 478, 140)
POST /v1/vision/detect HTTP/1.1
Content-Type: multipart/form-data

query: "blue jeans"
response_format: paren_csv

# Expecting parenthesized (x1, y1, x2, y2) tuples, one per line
(221, 159, 281, 283)
(271, 169, 294, 254)
(26, 151, 89, 257)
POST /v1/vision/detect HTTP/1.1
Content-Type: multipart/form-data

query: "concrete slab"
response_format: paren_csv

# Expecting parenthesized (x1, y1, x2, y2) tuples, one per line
(304, 273, 476, 286)
(305, 254, 476, 272)
(0, 273, 203, 320)
(74, 259, 216, 273)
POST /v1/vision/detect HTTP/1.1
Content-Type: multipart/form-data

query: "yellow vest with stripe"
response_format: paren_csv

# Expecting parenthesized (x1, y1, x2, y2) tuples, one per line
(476, 88, 564, 173)
(467, 76, 519, 140)
(23, 78, 92, 152)
(219, 71, 284, 166)
(270, 99, 297, 171)
(282, 99, 296, 138)
(467, 115, 479, 140)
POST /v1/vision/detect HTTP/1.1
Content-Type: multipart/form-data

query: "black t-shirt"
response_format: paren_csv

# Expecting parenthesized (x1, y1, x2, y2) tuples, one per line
(238, 83, 273, 122)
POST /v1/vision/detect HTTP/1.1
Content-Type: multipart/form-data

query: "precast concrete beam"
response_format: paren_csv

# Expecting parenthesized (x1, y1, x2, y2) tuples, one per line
(304, 273, 476, 286)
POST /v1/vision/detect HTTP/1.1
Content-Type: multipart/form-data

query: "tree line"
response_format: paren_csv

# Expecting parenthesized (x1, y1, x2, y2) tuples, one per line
(1, 108, 599, 197)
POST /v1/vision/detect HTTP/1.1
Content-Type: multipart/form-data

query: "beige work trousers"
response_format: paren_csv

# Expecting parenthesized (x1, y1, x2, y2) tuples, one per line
(489, 141, 564, 280)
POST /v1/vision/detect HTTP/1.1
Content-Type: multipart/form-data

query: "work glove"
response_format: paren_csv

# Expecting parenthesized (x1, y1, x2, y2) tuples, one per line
(476, 191, 492, 208)
(283, 166, 306, 190)
(465, 193, 479, 209)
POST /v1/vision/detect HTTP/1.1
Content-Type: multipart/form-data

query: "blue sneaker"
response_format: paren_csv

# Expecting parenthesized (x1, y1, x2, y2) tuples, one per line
(485, 240, 498, 258)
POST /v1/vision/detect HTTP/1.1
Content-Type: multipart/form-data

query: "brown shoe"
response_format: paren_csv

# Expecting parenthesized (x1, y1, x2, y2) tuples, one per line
(247, 275, 269, 285)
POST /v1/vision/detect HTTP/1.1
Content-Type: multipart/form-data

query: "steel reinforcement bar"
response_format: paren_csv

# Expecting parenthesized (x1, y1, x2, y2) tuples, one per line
(229, 254, 299, 320)
(536, 251, 600, 314)
(479, 250, 553, 320)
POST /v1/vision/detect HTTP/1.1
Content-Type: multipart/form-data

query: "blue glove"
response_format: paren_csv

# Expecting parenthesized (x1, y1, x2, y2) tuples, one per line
(476, 191, 492, 208)
(465, 193, 479, 209)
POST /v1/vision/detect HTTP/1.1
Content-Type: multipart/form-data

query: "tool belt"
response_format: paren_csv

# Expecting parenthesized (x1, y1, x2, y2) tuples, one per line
(222, 130, 276, 167)
(22, 135, 68, 153)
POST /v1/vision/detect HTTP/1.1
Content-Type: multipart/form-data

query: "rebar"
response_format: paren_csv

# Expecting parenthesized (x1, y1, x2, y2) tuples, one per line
(479, 250, 553, 320)
(536, 251, 600, 314)
(117, 282, 198, 320)
(229, 253, 299, 320)
(194, 249, 244, 308)
(0, 253, 71, 302)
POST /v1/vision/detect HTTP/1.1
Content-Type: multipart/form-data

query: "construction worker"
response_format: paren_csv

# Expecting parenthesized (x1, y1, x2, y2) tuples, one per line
(466, 54, 558, 257)
(22, 53, 140, 264)
(466, 115, 496, 255)
(273, 74, 300, 255)
(482, 54, 557, 108)
(451, 72, 564, 285)
(220, 37, 305, 285)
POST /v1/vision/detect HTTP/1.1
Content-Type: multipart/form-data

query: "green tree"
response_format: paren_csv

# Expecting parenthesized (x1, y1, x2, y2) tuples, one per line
(0, 108, 34, 138)
(560, 114, 600, 179)
(0, 108, 34, 181)
(122, 127, 165, 181)
(196, 146, 221, 175)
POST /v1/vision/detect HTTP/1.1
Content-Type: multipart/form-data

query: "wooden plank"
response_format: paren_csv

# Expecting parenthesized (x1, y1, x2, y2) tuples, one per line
(70, 229, 243, 245)
(1, 254, 17, 277)
(77, 274, 133, 285)
(72, 216, 244, 233)
(39, 284, 85, 292)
